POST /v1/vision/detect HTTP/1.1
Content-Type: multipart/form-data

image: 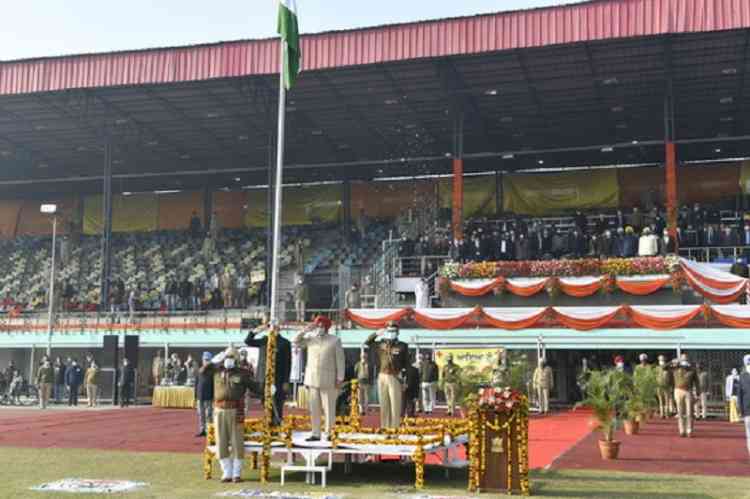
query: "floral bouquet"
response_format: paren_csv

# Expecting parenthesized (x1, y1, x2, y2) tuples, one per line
(477, 386, 523, 412)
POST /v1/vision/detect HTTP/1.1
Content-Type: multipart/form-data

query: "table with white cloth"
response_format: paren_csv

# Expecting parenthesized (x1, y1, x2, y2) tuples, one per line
(152, 386, 195, 408)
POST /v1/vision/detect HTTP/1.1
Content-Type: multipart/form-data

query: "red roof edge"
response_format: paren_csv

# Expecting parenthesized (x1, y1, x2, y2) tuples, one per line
(1, 0, 749, 96)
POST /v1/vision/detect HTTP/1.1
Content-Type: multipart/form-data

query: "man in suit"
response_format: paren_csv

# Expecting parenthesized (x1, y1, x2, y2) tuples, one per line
(294, 315, 345, 441)
(118, 358, 136, 408)
(737, 354, 750, 457)
(244, 321, 292, 426)
(64, 359, 83, 407)
(366, 321, 410, 428)
(195, 352, 215, 437)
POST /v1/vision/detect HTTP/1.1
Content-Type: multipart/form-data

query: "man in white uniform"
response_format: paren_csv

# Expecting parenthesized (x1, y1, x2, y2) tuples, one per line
(293, 315, 345, 441)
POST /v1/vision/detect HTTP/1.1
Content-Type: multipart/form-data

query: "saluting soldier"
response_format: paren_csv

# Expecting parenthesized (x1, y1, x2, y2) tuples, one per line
(205, 347, 260, 483)
(365, 321, 410, 428)
(441, 354, 462, 417)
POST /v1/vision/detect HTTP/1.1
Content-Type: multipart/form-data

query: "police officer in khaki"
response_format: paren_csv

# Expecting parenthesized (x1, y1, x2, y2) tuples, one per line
(365, 321, 409, 428)
(354, 351, 371, 415)
(206, 347, 259, 483)
(441, 354, 461, 416)
(35, 359, 54, 409)
(656, 355, 674, 418)
(668, 356, 699, 437)
(532, 358, 554, 414)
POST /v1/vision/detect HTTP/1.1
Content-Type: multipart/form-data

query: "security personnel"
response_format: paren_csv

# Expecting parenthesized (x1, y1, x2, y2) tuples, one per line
(532, 358, 554, 414)
(656, 355, 674, 418)
(35, 359, 54, 409)
(206, 347, 259, 483)
(669, 357, 699, 437)
(491, 350, 508, 388)
(441, 354, 462, 416)
(365, 321, 409, 428)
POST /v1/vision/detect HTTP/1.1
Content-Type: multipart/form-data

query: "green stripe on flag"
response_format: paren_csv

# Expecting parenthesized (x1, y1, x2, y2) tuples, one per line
(277, 2, 300, 90)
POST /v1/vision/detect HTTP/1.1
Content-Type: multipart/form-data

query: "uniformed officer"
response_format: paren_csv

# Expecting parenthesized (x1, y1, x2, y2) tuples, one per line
(441, 354, 462, 416)
(634, 353, 650, 375)
(206, 347, 259, 483)
(656, 355, 674, 418)
(365, 321, 409, 428)
(491, 349, 508, 387)
(532, 358, 554, 414)
(669, 356, 699, 437)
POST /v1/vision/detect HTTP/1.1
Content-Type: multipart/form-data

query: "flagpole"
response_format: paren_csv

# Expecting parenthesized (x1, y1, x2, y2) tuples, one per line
(269, 42, 286, 326)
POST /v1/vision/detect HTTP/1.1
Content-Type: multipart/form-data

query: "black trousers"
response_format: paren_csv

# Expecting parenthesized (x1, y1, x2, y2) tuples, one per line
(261, 385, 286, 426)
(68, 385, 79, 406)
(119, 383, 134, 407)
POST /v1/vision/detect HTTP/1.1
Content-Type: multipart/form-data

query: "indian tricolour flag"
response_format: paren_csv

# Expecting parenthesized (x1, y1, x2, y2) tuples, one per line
(277, 0, 301, 90)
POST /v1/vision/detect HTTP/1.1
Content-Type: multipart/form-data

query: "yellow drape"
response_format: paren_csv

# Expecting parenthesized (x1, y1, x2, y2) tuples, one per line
(83, 194, 158, 234)
(503, 169, 619, 215)
(245, 184, 342, 227)
(439, 175, 497, 219)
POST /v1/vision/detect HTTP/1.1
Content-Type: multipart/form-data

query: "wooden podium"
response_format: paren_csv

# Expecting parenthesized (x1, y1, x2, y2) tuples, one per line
(468, 391, 530, 495)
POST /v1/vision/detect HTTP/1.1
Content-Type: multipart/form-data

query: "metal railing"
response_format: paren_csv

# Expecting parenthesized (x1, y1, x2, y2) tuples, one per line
(396, 255, 451, 278)
(678, 245, 750, 262)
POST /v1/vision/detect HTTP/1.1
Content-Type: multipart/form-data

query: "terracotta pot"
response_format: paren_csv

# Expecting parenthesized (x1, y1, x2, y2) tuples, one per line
(623, 419, 640, 435)
(598, 439, 621, 460)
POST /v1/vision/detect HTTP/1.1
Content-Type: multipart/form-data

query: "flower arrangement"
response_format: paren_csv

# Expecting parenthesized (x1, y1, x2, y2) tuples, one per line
(442, 257, 671, 279)
(477, 386, 524, 412)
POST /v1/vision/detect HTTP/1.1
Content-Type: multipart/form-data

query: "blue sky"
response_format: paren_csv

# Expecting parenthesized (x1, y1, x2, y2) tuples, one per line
(1, 0, 571, 61)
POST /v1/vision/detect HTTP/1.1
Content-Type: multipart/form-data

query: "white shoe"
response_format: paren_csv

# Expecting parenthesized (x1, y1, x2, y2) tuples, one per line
(232, 459, 243, 481)
(219, 458, 232, 481)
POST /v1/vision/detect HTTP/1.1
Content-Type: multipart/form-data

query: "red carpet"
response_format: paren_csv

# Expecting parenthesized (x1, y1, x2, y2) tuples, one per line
(553, 417, 750, 477)
(0, 405, 592, 471)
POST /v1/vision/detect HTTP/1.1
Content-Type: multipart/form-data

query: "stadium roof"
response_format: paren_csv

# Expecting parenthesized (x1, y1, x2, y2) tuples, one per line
(0, 0, 749, 196)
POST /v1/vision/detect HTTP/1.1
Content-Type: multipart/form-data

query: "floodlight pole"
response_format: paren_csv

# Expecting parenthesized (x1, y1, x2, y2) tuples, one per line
(46, 215, 57, 356)
(269, 45, 286, 325)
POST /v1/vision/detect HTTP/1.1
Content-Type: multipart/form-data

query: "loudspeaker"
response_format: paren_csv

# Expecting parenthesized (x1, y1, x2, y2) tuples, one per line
(102, 335, 119, 368)
(124, 335, 140, 368)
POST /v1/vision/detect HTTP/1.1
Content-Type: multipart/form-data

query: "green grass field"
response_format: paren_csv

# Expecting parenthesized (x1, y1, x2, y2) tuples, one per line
(1, 447, 745, 499)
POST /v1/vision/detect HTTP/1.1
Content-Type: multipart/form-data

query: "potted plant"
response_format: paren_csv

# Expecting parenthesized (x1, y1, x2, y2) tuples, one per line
(576, 369, 632, 460)
(630, 365, 659, 425)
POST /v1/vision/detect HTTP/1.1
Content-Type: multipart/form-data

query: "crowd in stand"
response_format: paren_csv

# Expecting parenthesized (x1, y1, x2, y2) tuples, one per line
(437, 202, 750, 263)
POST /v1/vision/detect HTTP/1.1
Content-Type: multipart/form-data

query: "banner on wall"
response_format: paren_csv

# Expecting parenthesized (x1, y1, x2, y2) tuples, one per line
(16, 198, 80, 236)
(439, 174, 497, 219)
(351, 180, 434, 220)
(434, 348, 501, 372)
(83, 194, 158, 234)
(245, 184, 342, 227)
(503, 169, 619, 215)
(157, 191, 204, 230)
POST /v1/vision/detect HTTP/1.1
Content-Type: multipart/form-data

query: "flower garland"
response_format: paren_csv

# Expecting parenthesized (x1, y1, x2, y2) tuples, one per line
(441, 257, 670, 279)
(467, 390, 530, 495)
(259, 328, 277, 484)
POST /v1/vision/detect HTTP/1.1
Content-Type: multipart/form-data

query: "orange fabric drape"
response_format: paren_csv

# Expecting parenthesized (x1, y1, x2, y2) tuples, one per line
(157, 191, 204, 230)
(615, 278, 669, 296)
(213, 191, 247, 229)
(0, 200, 22, 239)
(559, 279, 602, 298)
(711, 308, 750, 328)
(627, 306, 704, 330)
(683, 272, 746, 304)
(346, 309, 411, 329)
(412, 307, 478, 330)
(505, 279, 548, 297)
(481, 308, 549, 330)
(553, 308, 622, 331)
(449, 278, 502, 297)
(452, 159, 463, 239)
(681, 264, 744, 291)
